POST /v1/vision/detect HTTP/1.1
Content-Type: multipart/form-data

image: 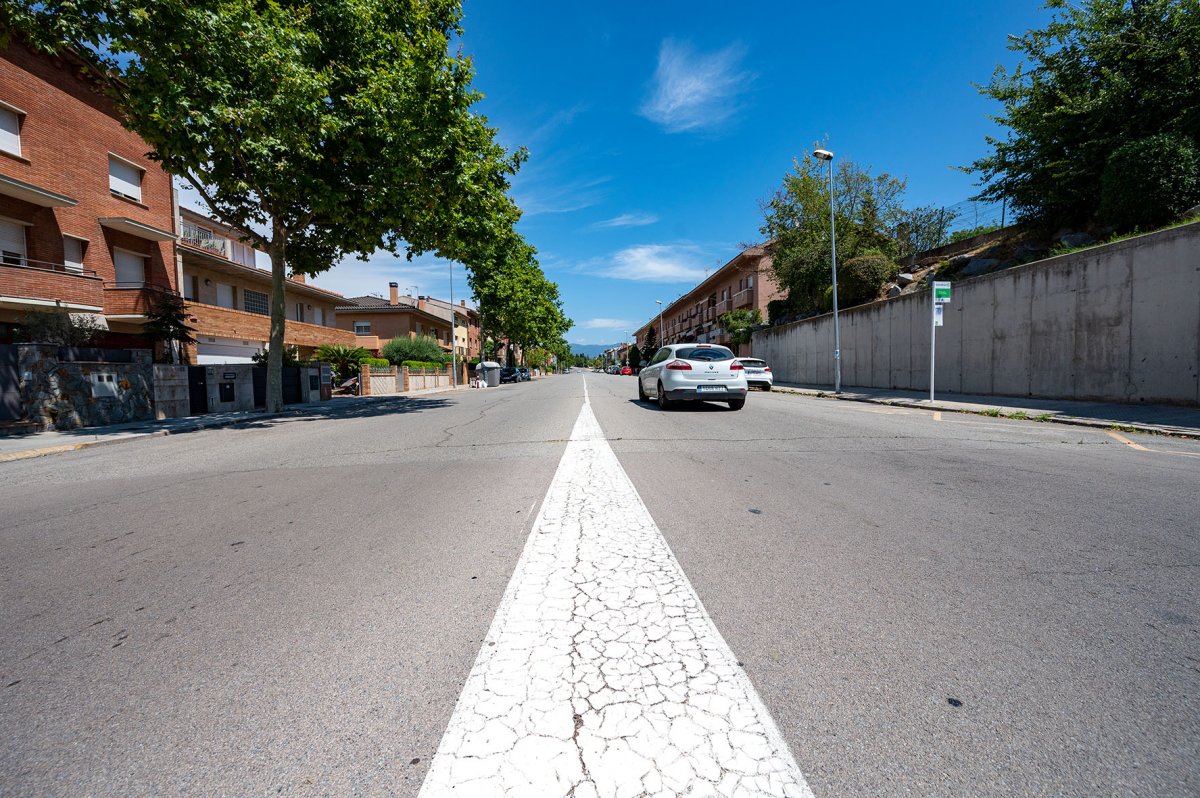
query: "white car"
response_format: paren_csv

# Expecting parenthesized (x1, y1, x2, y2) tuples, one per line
(637, 343, 749, 410)
(736, 357, 773, 390)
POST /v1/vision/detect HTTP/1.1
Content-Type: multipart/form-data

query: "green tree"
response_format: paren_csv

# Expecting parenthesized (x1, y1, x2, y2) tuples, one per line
(1099, 133, 1200, 230)
(640, 325, 658, 363)
(967, 0, 1200, 226)
(381, 335, 448, 366)
(761, 153, 907, 314)
(142, 292, 196, 363)
(312, 343, 370, 383)
(10, 1, 526, 411)
(717, 308, 762, 356)
(17, 309, 102, 346)
(626, 345, 642, 371)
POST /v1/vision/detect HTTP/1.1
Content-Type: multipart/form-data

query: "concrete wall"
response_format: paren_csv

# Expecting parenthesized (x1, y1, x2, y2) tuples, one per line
(152, 364, 189, 419)
(753, 223, 1200, 405)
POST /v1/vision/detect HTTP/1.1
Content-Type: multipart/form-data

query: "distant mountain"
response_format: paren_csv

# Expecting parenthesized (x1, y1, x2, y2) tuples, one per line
(569, 343, 619, 358)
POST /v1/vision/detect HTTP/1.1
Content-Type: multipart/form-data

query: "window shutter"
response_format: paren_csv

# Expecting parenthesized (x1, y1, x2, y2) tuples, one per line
(0, 109, 20, 156)
(63, 237, 85, 273)
(0, 220, 27, 265)
(108, 157, 143, 201)
(112, 249, 145, 285)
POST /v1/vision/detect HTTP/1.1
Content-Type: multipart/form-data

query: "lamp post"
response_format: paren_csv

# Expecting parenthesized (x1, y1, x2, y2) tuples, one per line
(448, 263, 457, 388)
(812, 147, 841, 393)
(655, 299, 664, 349)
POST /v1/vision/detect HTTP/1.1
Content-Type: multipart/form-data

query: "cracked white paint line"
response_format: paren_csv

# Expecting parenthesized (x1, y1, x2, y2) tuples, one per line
(419, 378, 814, 797)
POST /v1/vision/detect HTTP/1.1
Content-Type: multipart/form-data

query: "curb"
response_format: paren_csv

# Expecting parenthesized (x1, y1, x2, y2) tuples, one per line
(772, 387, 1200, 440)
(0, 411, 287, 464)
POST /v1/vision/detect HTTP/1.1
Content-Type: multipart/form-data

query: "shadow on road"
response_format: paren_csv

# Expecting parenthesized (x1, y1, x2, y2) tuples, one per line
(625, 399, 739, 412)
(233, 396, 455, 429)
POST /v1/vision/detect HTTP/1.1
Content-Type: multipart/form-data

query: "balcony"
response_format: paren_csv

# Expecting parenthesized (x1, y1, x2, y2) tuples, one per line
(733, 288, 754, 308)
(186, 301, 357, 350)
(104, 283, 177, 317)
(0, 258, 105, 311)
(180, 221, 230, 258)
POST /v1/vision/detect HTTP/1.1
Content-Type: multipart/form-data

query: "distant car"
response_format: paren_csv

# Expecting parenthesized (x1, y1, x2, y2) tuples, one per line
(620, 366, 632, 376)
(637, 343, 748, 410)
(499, 367, 520, 383)
(736, 357, 773, 390)
(517, 367, 531, 381)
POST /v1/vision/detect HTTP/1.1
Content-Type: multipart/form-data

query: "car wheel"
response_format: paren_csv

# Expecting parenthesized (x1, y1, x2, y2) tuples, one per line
(727, 398, 745, 410)
(657, 382, 672, 410)
(638, 378, 648, 402)
(762, 384, 771, 392)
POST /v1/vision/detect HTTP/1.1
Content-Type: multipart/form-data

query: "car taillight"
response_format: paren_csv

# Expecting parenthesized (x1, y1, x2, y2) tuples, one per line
(665, 360, 692, 370)
(729, 361, 744, 370)
(764, 367, 771, 372)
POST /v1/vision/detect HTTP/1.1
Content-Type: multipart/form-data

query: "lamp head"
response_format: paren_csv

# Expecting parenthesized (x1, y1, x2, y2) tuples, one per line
(812, 148, 834, 161)
(656, 300, 663, 305)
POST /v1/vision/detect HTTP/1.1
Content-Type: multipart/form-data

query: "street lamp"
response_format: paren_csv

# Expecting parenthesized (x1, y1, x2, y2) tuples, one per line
(812, 147, 841, 393)
(655, 300, 664, 349)
(448, 263, 457, 389)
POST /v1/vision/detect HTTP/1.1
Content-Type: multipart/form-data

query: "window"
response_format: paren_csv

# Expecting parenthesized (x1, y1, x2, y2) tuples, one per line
(63, 236, 86, 273)
(294, 303, 304, 322)
(215, 282, 234, 309)
(311, 307, 323, 326)
(746, 275, 754, 288)
(0, 219, 27, 266)
(0, 106, 21, 156)
(243, 289, 269, 315)
(108, 156, 143, 202)
(112, 248, 146, 286)
(676, 346, 734, 362)
(354, 321, 371, 335)
(184, 274, 197, 300)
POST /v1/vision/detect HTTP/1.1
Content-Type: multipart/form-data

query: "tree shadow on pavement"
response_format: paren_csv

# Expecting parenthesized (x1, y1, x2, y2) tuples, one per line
(230, 396, 454, 429)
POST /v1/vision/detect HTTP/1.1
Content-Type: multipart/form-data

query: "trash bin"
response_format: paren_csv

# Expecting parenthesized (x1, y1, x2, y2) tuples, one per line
(481, 361, 501, 388)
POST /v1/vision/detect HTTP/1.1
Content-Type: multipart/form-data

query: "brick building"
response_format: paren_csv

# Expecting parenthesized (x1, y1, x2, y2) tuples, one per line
(178, 208, 355, 363)
(631, 245, 783, 358)
(335, 282, 457, 356)
(389, 291, 481, 360)
(0, 39, 178, 348)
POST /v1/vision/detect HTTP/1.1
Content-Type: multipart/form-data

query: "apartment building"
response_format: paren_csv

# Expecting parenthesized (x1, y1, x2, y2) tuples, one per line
(178, 208, 355, 363)
(0, 39, 178, 348)
(335, 282, 455, 355)
(632, 245, 782, 357)
(392, 291, 481, 359)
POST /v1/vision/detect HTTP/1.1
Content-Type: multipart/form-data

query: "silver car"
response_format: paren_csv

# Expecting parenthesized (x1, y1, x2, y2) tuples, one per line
(736, 357, 773, 390)
(637, 343, 749, 410)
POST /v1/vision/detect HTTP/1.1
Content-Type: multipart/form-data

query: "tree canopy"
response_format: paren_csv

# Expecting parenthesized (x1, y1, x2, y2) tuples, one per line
(967, 0, 1200, 227)
(7, 0, 526, 410)
(760, 154, 946, 317)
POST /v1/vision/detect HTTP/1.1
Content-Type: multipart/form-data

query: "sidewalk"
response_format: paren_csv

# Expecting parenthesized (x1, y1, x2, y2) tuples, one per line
(0, 384, 471, 463)
(773, 383, 1200, 438)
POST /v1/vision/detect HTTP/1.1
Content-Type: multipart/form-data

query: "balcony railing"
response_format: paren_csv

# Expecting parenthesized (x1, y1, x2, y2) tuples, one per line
(1, 255, 97, 279)
(180, 222, 231, 258)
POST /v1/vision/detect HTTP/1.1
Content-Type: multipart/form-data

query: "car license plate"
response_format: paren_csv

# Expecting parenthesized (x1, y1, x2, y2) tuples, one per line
(747, 368, 762, 373)
(696, 384, 725, 392)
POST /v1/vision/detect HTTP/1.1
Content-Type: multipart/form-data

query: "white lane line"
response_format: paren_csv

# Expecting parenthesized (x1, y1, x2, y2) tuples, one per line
(420, 378, 813, 797)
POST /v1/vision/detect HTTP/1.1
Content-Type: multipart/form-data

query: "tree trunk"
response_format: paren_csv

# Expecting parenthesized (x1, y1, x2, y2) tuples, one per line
(266, 223, 288, 413)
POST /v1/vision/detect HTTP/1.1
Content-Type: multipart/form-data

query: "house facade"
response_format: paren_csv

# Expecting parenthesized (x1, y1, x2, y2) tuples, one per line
(0, 39, 178, 349)
(391, 291, 481, 360)
(335, 282, 455, 355)
(631, 245, 782, 357)
(178, 208, 354, 363)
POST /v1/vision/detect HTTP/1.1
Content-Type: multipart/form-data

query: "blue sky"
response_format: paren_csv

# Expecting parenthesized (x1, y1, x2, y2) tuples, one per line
(196, 0, 1052, 346)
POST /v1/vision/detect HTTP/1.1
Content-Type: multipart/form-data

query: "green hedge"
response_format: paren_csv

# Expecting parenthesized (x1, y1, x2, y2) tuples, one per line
(402, 360, 447, 370)
(360, 357, 390, 367)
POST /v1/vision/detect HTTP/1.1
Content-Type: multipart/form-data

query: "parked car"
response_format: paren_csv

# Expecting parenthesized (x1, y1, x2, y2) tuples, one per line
(499, 367, 520, 383)
(620, 366, 632, 376)
(637, 343, 748, 410)
(736, 357, 773, 390)
(517, 367, 531, 381)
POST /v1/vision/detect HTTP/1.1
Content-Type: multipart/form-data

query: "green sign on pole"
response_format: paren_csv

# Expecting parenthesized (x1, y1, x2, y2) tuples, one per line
(933, 281, 952, 303)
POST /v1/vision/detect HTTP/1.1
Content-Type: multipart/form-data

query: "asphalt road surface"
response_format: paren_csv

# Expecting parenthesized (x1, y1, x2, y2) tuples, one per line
(1, 373, 1197, 797)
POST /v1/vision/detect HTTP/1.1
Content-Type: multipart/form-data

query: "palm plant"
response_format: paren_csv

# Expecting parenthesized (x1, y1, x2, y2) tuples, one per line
(313, 344, 370, 382)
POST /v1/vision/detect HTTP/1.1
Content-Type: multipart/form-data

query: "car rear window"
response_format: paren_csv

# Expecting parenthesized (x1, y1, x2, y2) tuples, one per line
(676, 346, 734, 361)
(739, 359, 765, 366)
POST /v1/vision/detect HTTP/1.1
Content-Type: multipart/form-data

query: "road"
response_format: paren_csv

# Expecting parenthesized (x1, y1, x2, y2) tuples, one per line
(1, 373, 1197, 797)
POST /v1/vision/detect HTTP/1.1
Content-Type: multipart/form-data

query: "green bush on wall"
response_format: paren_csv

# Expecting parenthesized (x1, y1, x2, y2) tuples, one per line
(360, 357, 390, 368)
(402, 360, 447, 370)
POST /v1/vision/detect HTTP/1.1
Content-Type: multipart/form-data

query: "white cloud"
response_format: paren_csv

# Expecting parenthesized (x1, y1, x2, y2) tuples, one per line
(640, 39, 752, 133)
(590, 212, 659, 230)
(313, 250, 466, 302)
(581, 317, 637, 330)
(596, 244, 710, 283)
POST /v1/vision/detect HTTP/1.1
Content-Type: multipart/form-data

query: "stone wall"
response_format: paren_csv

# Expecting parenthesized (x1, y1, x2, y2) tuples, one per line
(753, 223, 1200, 405)
(19, 345, 154, 430)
